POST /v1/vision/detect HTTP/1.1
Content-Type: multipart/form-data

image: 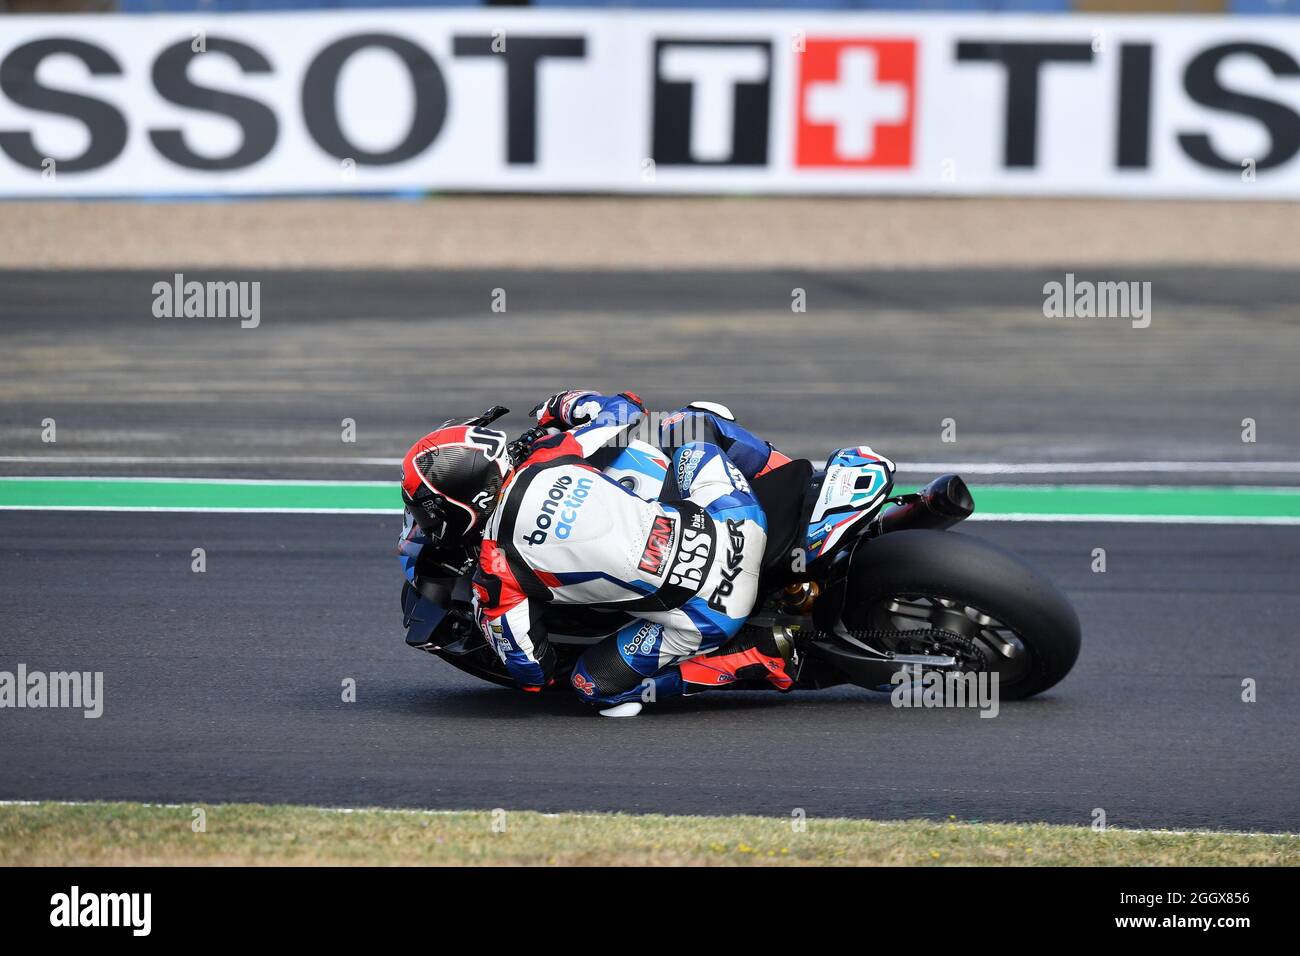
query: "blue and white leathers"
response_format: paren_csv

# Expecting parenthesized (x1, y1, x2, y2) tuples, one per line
(470, 393, 771, 705)
(567, 441, 768, 706)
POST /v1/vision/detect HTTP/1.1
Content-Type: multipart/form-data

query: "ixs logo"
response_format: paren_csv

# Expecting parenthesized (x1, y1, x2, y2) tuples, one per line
(795, 39, 916, 168)
(572, 671, 596, 696)
(638, 515, 676, 576)
(665, 521, 713, 591)
(523, 473, 594, 545)
(50, 886, 151, 936)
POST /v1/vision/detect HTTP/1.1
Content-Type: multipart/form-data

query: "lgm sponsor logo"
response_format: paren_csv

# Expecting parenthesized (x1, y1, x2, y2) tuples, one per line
(0, 664, 103, 718)
(890, 664, 999, 719)
(152, 272, 261, 329)
(1042, 273, 1152, 329)
(50, 886, 151, 937)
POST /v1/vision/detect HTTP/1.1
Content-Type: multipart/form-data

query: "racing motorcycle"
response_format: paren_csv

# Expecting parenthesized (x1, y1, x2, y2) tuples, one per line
(399, 408, 1081, 701)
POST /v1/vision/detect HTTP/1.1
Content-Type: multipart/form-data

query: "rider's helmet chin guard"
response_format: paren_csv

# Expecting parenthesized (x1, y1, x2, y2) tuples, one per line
(401, 424, 510, 576)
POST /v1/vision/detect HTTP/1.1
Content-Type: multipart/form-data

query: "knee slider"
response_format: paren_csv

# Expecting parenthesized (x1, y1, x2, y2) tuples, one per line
(572, 639, 644, 701)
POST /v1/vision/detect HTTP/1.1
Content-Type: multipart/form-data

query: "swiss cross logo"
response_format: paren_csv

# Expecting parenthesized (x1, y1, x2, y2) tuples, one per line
(795, 39, 916, 168)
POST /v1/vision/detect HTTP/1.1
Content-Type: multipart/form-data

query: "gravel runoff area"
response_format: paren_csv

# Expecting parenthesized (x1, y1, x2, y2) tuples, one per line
(0, 197, 1295, 270)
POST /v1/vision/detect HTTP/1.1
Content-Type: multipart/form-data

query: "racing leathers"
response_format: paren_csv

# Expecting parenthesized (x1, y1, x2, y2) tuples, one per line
(471, 391, 794, 707)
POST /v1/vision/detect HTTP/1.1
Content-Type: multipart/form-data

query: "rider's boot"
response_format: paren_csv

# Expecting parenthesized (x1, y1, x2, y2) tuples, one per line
(679, 625, 798, 694)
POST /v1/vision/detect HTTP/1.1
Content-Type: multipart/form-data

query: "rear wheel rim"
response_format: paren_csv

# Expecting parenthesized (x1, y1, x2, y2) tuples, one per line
(866, 593, 1034, 686)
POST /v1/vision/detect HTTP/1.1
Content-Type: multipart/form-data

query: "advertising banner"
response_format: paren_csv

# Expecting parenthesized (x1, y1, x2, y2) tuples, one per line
(0, 11, 1296, 197)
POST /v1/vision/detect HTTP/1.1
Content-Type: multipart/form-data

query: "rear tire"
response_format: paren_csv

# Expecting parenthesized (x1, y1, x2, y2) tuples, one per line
(841, 530, 1080, 699)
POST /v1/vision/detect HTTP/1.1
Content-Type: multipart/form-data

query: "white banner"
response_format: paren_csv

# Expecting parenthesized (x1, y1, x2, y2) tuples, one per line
(0, 10, 1297, 198)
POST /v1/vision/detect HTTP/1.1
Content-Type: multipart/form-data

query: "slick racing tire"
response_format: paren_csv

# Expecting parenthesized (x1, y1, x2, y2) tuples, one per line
(842, 530, 1081, 699)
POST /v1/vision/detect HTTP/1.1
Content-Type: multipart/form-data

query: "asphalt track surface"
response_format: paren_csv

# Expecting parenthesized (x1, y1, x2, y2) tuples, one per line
(3, 267, 1300, 471)
(2, 268, 1299, 831)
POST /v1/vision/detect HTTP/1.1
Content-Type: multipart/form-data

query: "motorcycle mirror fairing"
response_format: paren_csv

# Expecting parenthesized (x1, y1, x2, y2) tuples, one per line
(439, 405, 510, 429)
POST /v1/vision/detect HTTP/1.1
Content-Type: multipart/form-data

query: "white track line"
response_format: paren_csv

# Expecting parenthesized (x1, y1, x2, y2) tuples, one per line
(0, 800, 1292, 838)
(901, 461, 1300, 475)
(3, 506, 1294, 524)
(0, 455, 403, 466)
(6, 476, 1300, 493)
(966, 513, 1300, 526)
(0, 475, 390, 486)
(0, 505, 395, 514)
(4, 455, 1300, 475)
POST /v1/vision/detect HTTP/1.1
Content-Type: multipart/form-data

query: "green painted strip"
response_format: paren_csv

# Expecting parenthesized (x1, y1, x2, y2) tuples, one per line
(0, 478, 398, 512)
(0, 477, 1299, 521)
(970, 484, 1300, 520)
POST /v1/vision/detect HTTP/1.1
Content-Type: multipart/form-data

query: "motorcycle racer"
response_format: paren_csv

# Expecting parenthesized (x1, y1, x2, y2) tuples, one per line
(399, 390, 796, 715)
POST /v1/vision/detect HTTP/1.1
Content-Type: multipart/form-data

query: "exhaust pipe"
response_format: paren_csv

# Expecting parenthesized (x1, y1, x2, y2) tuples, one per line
(874, 474, 974, 535)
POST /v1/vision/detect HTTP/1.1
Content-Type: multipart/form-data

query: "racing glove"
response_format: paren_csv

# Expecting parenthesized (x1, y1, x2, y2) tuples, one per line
(530, 390, 645, 430)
